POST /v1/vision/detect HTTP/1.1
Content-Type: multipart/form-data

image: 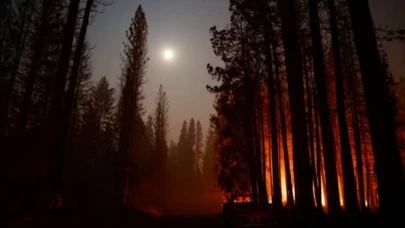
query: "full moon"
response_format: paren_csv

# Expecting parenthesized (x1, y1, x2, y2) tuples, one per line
(163, 49, 174, 61)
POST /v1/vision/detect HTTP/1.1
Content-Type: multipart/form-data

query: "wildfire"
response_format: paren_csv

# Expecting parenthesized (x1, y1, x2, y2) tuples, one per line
(140, 207, 162, 216)
(321, 183, 326, 207)
(338, 177, 344, 207)
(264, 139, 272, 204)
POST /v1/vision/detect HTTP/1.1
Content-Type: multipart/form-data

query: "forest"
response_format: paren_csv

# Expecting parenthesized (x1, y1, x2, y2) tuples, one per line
(0, 0, 405, 227)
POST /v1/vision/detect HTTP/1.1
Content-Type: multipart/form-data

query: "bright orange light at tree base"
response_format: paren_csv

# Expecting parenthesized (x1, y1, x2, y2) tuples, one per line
(220, 84, 383, 213)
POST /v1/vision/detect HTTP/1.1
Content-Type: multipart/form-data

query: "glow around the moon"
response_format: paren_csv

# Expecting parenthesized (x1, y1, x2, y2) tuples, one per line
(163, 49, 174, 61)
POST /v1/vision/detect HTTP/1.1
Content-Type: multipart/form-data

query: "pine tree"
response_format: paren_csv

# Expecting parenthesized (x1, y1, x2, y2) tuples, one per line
(202, 126, 216, 195)
(144, 114, 154, 171)
(168, 140, 178, 168)
(195, 120, 203, 171)
(176, 120, 188, 205)
(116, 5, 148, 207)
(146, 114, 154, 146)
(187, 118, 196, 174)
(151, 84, 169, 209)
(70, 76, 116, 208)
(347, 0, 405, 220)
(92, 76, 115, 131)
(178, 120, 188, 162)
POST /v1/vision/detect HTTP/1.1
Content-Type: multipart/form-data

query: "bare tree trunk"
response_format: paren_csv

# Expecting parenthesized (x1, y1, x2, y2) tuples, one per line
(308, 0, 340, 215)
(302, 30, 320, 209)
(328, 0, 359, 214)
(274, 47, 294, 210)
(344, 30, 365, 210)
(240, 22, 259, 204)
(313, 79, 323, 210)
(347, 0, 405, 219)
(268, 17, 294, 209)
(46, 0, 81, 208)
(257, 88, 267, 185)
(277, 0, 315, 215)
(251, 80, 268, 204)
(54, 0, 94, 208)
(259, 0, 281, 209)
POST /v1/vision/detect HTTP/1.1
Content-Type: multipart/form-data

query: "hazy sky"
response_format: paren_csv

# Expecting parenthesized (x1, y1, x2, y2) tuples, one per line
(87, 0, 405, 142)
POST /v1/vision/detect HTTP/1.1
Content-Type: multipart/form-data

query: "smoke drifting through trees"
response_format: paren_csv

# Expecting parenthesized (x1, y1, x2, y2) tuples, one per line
(0, 1, 221, 215)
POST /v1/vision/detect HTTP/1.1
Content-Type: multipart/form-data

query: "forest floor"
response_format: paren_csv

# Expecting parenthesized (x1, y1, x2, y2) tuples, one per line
(3, 213, 225, 228)
(2, 208, 383, 228)
(1, 208, 226, 228)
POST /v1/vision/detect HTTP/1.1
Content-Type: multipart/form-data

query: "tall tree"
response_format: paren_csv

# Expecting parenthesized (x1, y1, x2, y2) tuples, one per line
(308, 0, 340, 214)
(187, 118, 196, 173)
(146, 114, 154, 146)
(92, 76, 115, 130)
(177, 120, 188, 175)
(43, 0, 81, 208)
(70, 76, 116, 209)
(258, 0, 282, 210)
(59, 0, 95, 168)
(116, 5, 148, 207)
(347, 0, 405, 219)
(203, 126, 217, 192)
(328, 0, 358, 213)
(195, 120, 203, 171)
(277, 0, 315, 213)
(152, 84, 169, 210)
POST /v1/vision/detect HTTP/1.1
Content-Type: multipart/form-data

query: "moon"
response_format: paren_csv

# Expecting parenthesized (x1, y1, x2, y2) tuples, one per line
(163, 49, 174, 61)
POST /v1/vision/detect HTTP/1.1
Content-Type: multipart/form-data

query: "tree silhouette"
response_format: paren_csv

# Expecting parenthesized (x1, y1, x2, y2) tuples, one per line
(151, 84, 169, 210)
(116, 5, 148, 208)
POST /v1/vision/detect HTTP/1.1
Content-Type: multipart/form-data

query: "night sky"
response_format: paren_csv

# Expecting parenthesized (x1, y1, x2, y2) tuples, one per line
(88, 0, 405, 142)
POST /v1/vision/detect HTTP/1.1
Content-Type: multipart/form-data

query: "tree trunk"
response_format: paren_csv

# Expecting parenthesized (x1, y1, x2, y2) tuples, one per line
(343, 29, 365, 210)
(259, 0, 281, 209)
(328, 0, 359, 213)
(257, 76, 269, 200)
(240, 21, 259, 204)
(257, 87, 267, 185)
(251, 80, 268, 204)
(274, 46, 294, 210)
(268, 17, 294, 209)
(277, 0, 315, 214)
(302, 30, 320, 209)
(55, 0, 94, 207)
(308, 0, 340, 214)
(347, 0, 405, 219)
(46, 0, 81, 207)
(313, 78, 323, 210)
